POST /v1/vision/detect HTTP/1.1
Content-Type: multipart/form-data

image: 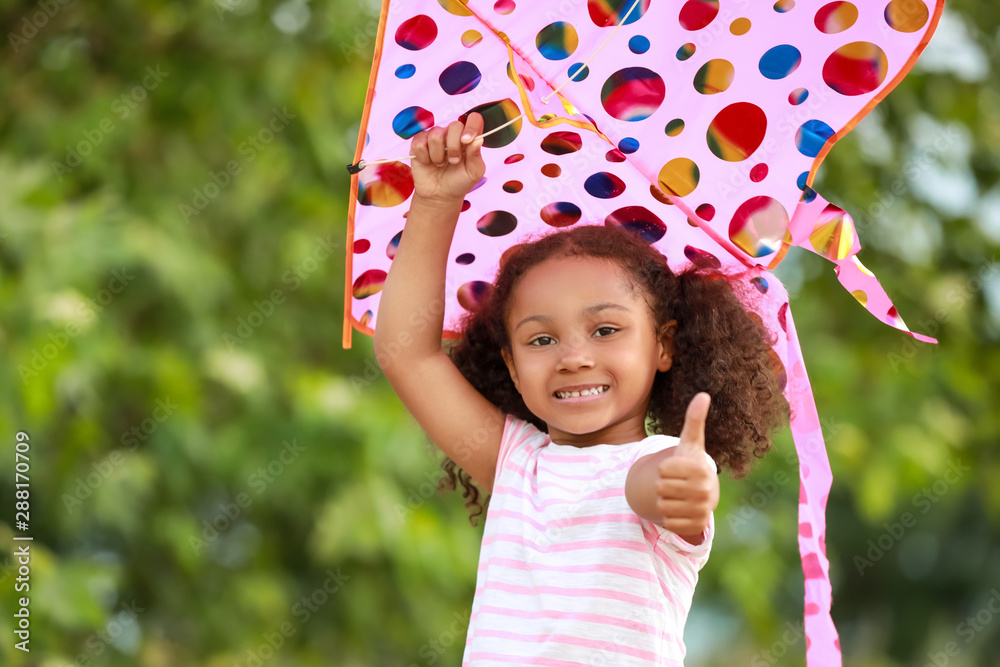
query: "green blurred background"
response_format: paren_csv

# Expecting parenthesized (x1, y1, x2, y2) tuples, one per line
(0, 0, 997, 665)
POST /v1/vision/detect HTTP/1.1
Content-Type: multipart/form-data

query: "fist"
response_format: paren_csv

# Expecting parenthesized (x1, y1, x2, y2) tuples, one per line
(655, 393, 719, 542)
(410, 112, 486, 204)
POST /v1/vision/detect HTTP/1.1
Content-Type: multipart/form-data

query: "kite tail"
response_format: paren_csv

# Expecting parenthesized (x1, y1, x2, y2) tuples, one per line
(783, 306, 842, 667)
(779, 191, 937, 344)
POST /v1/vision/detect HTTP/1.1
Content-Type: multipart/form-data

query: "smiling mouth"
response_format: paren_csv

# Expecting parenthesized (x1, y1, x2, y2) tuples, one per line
(554, 385, 610, 399)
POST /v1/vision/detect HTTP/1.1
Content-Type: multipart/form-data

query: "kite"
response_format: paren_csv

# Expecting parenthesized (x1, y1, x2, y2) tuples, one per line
(341, 1, 944, 664)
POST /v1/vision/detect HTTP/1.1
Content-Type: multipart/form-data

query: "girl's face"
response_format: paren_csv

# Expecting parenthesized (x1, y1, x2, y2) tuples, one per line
(500, 255, 675, 447)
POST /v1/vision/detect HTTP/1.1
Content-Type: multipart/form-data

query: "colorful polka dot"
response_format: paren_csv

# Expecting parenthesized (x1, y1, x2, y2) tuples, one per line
(602, 68, 666, 121)
(730, 17, 751, 35)
(695, 203, 715, 220)
(541, 163, 562, 177)
(455, 253, 475, 265)
(584, 172, 626, 199)
(461, 30, 482, 47)
(773, 0, 795, 12)
(815, 2, 857, 34)
(536, 21, 578, 60)
(353, 269, 386, 298)
(885, 0, 929, 32)
(789, 87, 809, 105)
(395, 15, 437, 50)
(759, 45, 801, 80)
(588, 0, 650, 28)
(729, 195, 789, 257)
(684, 246, 721, 269)
(458, 281, 493, 311)
(822, 42, 888, 95)
(676, 42, 696, 60)
(439, 61, 482, 95)
(694, 59, 735, 94)
(795, 119, 835, 157)
(395, 64, 415, 79)
(679, 0, 720, 31)
(665, 119, 685, 136)
(809, 205, 856, 260)
(658, 157, 700, 197)
(750, 163, 769, 182)
(605, 206, 666, 243)
(606, 148, 626, 162)
(707, 102, 767, 162)
(476, 211, 517, 236)
(618, 137, 640, 154)
(386, 231, 402, 259)
(503, 181, 523, 193)
(541, 131, 583, 155)
(629, 35, 650, 54)
(568, 63, 589, 81)
(391, 106, 434, 139)
(504, 154, 524, 164)
(358, 162, 413, 207)
(354, 239, 370, 253)
(461, 99, 521, 148)
(540, 202, 582, 227)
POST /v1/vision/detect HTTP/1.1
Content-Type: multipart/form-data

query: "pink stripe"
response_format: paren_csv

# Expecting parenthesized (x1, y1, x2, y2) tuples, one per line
(483, 532, 647, 555)
(641, 521, 695, 590)
(475, 580, 661, 609)
(492, 484, 622, 510)
(542, 451, 601, 463)
(467, 653, 603, 667)
(472, 629, 659, 661)
(479, 556, 655, 582)
(484, 509, 641, 533)
(476, 556, 681, 610)
(472, 604, 671, 638)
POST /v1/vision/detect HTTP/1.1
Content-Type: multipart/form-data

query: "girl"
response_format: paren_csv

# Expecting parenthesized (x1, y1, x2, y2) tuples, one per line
(373, 113, 788, 666)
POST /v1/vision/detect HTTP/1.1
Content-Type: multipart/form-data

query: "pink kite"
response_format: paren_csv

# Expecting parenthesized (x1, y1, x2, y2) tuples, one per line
(342, 1, 944, 664)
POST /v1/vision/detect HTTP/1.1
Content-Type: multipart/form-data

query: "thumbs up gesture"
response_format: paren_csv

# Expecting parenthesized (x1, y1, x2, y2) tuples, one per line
(656, 393, 720, 544)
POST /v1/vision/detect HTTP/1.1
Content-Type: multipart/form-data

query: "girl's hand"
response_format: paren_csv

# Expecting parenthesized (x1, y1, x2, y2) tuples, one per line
(655, 393, 720, 543)
(410, 113, 486, 205)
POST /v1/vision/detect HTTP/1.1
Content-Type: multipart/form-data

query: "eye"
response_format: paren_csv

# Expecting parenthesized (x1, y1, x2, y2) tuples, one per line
(528, 335, 555, 346)
(594, 326, 618, 337)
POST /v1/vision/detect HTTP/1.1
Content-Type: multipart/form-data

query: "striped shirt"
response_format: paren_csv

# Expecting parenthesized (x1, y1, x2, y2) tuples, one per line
(462, 414, 717, 667)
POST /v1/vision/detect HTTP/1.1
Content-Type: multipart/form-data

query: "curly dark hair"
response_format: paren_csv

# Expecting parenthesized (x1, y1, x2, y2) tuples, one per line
(436, 224, 789, 525)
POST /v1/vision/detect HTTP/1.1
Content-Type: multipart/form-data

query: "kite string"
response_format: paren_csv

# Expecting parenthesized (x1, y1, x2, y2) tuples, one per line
(540, 0, 643, 104)
(346, 0, 640, 174)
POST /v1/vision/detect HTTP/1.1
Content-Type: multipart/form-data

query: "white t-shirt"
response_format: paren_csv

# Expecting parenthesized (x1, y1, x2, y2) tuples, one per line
(462, 414, 717, 667)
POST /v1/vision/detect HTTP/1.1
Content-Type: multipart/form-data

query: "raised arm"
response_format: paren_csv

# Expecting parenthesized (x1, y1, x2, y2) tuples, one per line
(373, 113, 506, 494)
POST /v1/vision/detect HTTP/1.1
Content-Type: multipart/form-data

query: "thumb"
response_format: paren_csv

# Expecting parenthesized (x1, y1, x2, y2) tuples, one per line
(676, 392, 710, 458)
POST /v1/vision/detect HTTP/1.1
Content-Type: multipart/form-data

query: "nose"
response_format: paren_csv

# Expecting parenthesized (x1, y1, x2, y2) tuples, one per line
(556, 334, 595, 372)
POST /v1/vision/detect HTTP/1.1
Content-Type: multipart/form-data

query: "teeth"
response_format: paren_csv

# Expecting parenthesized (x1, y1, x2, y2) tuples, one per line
(556, 385, 608, 399)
